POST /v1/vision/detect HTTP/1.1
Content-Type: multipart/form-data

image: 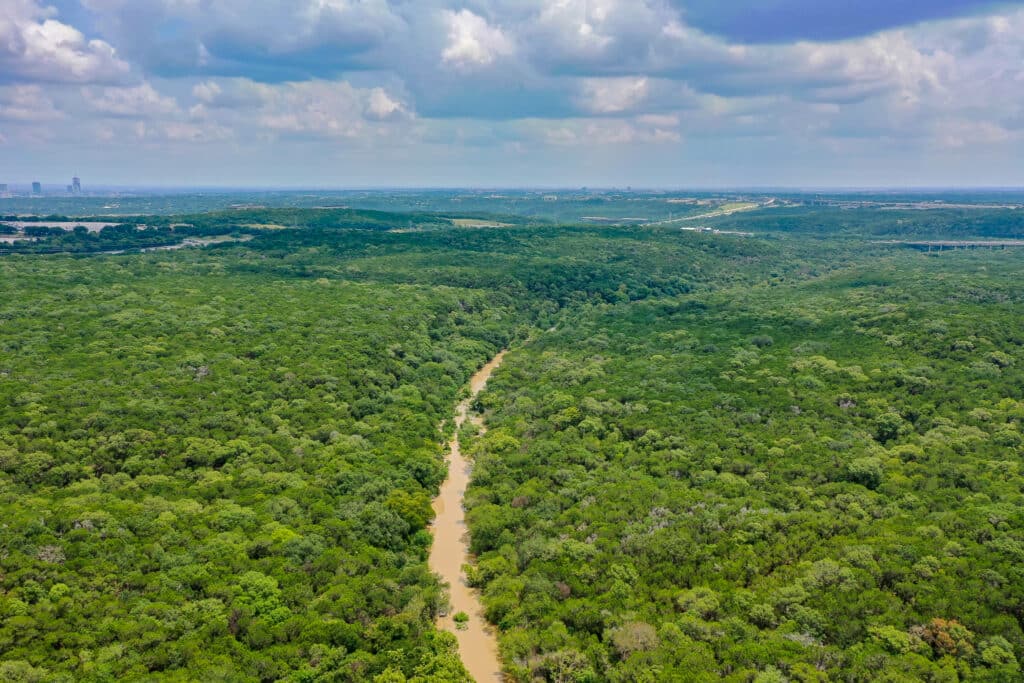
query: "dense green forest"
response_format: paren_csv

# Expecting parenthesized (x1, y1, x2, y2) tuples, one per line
(466, 252, 1024, 681)
(1, 207, 1022, 681)
(706, 206, 1024, 238)
(4, 201, 1022, 257)
(0, 222, 792, 681)
(0, 209, 463, 255)
(0, 254, 515, 681)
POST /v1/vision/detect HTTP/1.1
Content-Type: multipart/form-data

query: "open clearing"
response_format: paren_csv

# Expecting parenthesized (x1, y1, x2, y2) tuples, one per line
(645, 201, 761, 226)
(451, 218, 512, 228)
(241, 223, 291, 230)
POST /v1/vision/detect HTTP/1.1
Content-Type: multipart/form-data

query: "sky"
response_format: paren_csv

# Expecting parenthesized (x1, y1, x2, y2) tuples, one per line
(2, 0, 1024, 188)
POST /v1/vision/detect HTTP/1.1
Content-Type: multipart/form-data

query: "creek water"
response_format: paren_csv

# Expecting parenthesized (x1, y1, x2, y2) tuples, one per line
(429, 352, 506, 682)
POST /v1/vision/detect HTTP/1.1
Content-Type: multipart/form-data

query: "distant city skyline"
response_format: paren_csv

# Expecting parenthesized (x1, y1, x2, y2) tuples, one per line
(0, 178, 86, 195)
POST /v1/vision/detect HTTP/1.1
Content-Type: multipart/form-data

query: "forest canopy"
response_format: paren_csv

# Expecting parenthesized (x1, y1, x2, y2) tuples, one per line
(0, 206, 1022, 681)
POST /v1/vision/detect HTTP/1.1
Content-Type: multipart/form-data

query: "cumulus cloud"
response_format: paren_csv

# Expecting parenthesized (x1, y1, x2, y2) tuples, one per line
(80, 0, 403, 78)
(441, 9, 515, 71)
(366, 88, 406, 120)
(158, 120, 232, 143)
(192, 81, 222, 104)
(0, 0, 130, 84)
(82, 82, 179, 116)
(935, 119, 1015, 149)
(578, 77, 650, 114)
(529, 116, 681, 146)
(185, 78, 412, 139)
(0, 84, 64, 121)
(95, 116, 232, 145)
(528, 0, 672, 73)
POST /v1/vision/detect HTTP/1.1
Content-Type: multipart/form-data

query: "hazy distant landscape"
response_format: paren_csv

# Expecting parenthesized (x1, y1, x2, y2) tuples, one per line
(3, 188, 1024, 220)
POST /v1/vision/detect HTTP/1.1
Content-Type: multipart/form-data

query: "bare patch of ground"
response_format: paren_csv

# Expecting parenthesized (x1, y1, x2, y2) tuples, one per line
(451, 218, 512, 228)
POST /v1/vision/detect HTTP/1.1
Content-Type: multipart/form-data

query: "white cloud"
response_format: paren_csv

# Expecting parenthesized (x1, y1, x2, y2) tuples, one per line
(441, 9, 514, 71)
(536, 0, 617, 57)
(578, 77, 649, 114)
(0, 84, 64, 121)
(160, 120, 231, 142)
(528, 0, 667, 69)
(82, 82, 179, 116)
(525, 114, 681, 147)
(637, 113, 679, 128)
(192, 80, 222, 104)
(785, 32, 953, 107)
(81, 0, 402, 76)
(194, 78, 413, 139)
(0, 0, 130, 84)
(935, 119, 1014, 149)
(366, 88, 406, 120)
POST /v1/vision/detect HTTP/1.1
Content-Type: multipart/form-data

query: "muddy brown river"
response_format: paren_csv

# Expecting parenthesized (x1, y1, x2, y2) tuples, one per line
(429, 351, 506, 682)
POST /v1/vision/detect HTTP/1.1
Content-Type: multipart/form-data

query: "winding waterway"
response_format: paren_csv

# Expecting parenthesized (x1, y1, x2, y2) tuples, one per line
(429, 352, 506, 682)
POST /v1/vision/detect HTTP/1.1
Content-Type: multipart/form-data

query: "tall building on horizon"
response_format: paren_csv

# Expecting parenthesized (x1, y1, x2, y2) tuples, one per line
(0, 184, 8, 194)
(32, 182, 42, 195)
(72, 177, 81, 194)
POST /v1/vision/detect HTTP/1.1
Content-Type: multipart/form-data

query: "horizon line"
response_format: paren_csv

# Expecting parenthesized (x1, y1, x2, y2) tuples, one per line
(4, 184, 1024, 194)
